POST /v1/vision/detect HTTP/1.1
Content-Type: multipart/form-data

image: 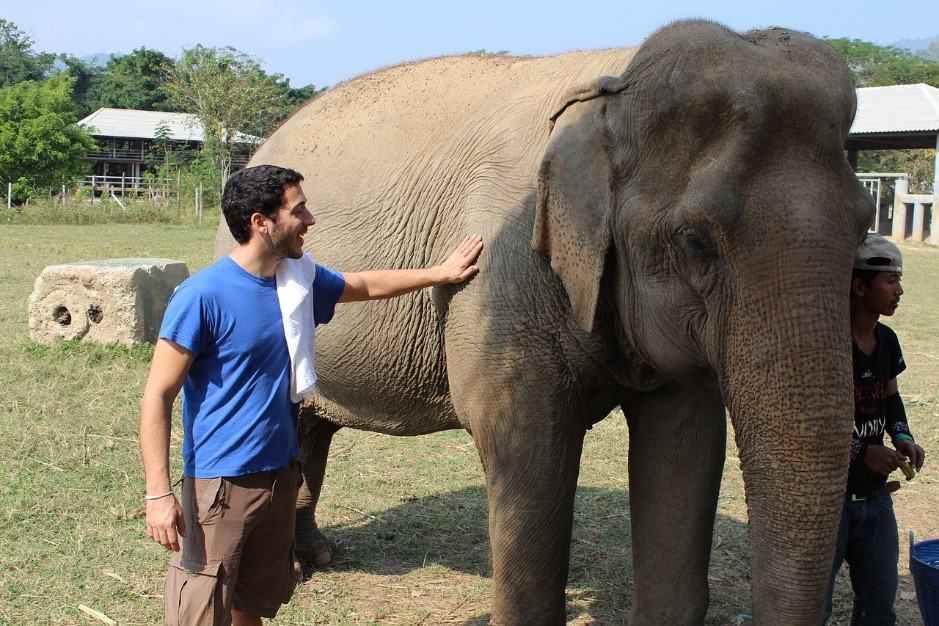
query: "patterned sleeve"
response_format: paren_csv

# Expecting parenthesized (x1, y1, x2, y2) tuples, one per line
(884, 325, 907, 379)
(850, 437, 866, 463)
(882, 325, 913, 441)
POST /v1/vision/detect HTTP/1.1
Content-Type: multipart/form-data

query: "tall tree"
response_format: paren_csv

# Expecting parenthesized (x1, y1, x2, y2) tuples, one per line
(90, 48, 174, 112)
(0, 74, 96, 202)
(162, 45, 281, 175)
(0, 18, 54, 87)
(56, 54, 103, 117)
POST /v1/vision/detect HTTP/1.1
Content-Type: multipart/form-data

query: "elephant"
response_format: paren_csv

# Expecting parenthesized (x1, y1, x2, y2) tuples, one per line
(214, 19, 873, 625)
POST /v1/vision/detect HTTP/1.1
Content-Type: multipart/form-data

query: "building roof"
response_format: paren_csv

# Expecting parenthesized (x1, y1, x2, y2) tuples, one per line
(77, 108, 262, 144)
(850, 83, 939, 134)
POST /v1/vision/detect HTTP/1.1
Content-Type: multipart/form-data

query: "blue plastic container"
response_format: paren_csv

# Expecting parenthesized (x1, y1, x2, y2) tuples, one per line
(910, 532, 939, 626)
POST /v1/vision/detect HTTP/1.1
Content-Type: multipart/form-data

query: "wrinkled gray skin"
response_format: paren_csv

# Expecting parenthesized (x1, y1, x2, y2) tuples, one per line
(215, 20, 872, 625)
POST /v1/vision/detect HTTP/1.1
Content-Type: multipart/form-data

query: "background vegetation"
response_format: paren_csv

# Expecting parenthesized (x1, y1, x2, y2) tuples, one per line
(0, 17, 322, 207)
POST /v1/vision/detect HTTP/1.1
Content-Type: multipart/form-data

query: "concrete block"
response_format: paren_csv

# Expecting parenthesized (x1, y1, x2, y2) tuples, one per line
(28, 258, 190, 346)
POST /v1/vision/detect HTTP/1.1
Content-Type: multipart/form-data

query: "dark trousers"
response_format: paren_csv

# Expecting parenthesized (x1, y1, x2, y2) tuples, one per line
(823, 495, 899, 626)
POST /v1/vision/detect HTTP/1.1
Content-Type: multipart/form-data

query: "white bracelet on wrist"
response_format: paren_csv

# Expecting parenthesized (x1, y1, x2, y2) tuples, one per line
(144, 490, 175, 501)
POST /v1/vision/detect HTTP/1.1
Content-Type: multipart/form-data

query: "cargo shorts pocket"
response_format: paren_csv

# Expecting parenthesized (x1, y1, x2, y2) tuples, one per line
(194, 477, 226, 525)
(164, 560, 223, 626)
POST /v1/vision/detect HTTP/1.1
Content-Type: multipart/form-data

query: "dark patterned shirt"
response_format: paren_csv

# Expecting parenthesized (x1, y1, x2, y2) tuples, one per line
(847, 322, 910, 496)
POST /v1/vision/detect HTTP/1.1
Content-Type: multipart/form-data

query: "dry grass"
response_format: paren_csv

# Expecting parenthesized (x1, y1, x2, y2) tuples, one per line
(0, 224, 936, 624)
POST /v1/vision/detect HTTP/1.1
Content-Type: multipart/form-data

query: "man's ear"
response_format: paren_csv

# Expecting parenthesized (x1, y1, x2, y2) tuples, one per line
(250, 211, 270, 234)
(851, 277, 866, 298)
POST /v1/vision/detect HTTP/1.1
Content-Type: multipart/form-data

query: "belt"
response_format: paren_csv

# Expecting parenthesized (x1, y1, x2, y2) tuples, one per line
(847, 480, 900, 502)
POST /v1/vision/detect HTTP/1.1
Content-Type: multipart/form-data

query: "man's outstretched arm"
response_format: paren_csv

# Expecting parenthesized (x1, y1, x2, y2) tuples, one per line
(339, 235, 483, 303)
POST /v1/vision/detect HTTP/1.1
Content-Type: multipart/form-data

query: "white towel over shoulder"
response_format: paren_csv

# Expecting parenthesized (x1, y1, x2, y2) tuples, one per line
(276, 253, 318, 403)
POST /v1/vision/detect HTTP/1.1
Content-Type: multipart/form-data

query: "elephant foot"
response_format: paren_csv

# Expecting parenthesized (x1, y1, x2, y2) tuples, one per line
(296, 526, 333, 575)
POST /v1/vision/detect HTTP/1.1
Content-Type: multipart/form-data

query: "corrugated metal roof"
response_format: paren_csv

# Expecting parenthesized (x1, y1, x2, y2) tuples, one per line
(850, 83, 939, 134)
(77, 108, 262, 144)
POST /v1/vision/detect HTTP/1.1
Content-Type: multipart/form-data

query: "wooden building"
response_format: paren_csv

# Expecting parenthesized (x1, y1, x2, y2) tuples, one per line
(77, 108, 262, 189)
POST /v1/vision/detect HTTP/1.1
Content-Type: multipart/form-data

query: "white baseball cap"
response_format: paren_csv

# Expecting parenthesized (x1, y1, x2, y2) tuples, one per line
(853, 235, 902, 274)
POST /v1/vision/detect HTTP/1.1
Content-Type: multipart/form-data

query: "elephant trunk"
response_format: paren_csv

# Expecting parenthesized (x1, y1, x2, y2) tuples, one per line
(722, 259, 854, 624)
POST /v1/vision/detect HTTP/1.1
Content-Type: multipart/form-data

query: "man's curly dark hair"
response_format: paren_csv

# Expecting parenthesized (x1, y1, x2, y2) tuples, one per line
(222, 165, 305, 244)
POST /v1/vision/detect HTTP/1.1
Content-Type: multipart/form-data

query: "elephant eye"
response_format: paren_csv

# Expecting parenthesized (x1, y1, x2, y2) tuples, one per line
(679, 228, 710, 254)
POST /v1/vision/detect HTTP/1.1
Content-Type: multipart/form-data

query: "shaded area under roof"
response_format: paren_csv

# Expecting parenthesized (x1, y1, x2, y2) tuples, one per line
(847, 84, 939, 150)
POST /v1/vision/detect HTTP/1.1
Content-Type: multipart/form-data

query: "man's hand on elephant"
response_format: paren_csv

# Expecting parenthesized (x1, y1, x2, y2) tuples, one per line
(896, 440, 926, 471)
(863, 444, 903, 476)
(436, 235, 483, 283)
(146, 495, 185, 551)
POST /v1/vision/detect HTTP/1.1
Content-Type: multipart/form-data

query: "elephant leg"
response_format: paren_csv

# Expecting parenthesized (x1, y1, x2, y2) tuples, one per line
(296, 411, 341, 570)
(470, 405, 587, 626)
(623, 385, 726, 625)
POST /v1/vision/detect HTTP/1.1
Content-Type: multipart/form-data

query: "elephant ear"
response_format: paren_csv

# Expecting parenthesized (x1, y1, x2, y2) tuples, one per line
(533, 78, 625, 333)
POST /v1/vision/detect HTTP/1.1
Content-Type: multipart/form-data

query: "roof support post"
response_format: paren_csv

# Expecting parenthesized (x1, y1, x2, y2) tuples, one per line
(933, 133, 938, 199)
(911, 202, 925, 243)
(892, 176, 909, 241)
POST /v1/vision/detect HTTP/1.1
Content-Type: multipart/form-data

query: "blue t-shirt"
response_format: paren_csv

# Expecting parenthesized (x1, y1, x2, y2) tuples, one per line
(159, 255, 345, 478)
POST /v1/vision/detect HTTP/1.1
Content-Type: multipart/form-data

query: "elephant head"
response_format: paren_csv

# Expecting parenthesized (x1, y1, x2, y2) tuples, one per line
(534, 21, 872, 622)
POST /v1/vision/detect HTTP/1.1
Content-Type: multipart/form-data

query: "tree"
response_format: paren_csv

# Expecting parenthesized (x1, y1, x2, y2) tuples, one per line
(90, 47, 174, 112)
(0, 18, 54, 87)
(270, 77, 322, 128)
(0, 74, 96, 202)
(825, 38, 939, 87)
(162, 45, 282, 175)
(56, 54, 103, 117)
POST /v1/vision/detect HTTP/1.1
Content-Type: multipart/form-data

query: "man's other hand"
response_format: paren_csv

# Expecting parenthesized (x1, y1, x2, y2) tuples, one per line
(863, 444, 904, 476)
(146, 495, 186, 551)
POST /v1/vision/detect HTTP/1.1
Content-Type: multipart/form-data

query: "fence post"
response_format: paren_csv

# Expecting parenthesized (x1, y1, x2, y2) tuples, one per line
(6, 182, 10, 208)
(176, 169, 181, 218)
(121, 174, 125, 197)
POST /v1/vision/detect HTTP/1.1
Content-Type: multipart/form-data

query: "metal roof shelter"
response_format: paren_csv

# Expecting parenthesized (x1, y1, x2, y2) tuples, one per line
(846, 84, 938, 245)
(78, 108, 262, 144)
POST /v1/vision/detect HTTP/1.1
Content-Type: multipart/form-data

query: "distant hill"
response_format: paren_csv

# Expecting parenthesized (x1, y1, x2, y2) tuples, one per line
(79, 53, 117, 66)
(893, 35, 939, 61)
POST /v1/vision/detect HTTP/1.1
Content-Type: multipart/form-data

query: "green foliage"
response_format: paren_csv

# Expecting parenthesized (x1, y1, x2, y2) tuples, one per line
(0, 74, 95, 202)
(55, 54, 103, 117)
(89, 47, 174, 113)
(162, 46, 276, 169)
(0, 18, 54, 87)
(858, 149, 936, 194)
(826, 38, 939, 87)
(162, 45, 323, 171)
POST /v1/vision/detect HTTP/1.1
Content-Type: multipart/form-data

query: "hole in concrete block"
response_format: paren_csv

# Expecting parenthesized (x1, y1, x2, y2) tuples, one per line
(87, 305, 103, 324)
(53, 305, 71, 326)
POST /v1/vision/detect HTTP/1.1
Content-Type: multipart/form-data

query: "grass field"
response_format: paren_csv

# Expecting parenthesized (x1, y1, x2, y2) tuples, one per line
(0, 223, 936, 625)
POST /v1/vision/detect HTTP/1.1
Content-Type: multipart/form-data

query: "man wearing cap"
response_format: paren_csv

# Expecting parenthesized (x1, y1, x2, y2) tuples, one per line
(823, 234, 926, 625)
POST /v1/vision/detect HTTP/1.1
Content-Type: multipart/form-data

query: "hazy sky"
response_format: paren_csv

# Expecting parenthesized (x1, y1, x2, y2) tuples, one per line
(4, 0, 938, 88)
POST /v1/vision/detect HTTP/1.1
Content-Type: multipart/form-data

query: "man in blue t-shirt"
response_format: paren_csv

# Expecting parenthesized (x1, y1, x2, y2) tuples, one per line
(139, 165, 483, 626)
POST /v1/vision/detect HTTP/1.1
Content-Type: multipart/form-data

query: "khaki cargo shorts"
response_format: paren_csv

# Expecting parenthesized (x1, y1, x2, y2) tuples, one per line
(164, 460, 301, 625)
